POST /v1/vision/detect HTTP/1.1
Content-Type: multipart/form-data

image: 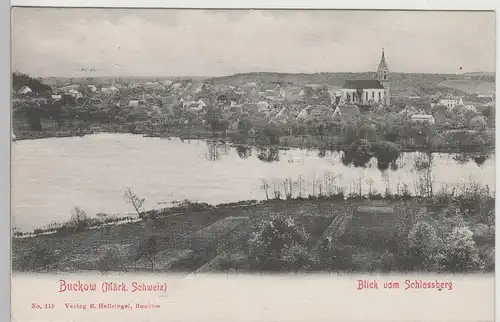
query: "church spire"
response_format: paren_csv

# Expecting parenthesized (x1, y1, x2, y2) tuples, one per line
(375, 48, 391, 106)
(378, 48, 388, 71)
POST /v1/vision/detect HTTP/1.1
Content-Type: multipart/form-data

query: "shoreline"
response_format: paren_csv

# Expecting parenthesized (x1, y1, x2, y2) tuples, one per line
(12, 129, 495, 155)
(12, 192, 493, 238)
(11, 196, 495, 274)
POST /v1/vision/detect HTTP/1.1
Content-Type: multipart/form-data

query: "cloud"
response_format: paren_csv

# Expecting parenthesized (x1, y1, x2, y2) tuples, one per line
(11, 8, 496, 77)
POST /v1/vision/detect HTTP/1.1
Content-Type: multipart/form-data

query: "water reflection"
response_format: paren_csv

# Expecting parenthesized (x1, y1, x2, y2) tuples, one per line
(453, 153, 489, 167)
(205, 140, 228, 161)
(257, 147, 280, 163)
(474, 155, 487, 166)
(209, 140, 491, 171)
(236, 145, 252, 159)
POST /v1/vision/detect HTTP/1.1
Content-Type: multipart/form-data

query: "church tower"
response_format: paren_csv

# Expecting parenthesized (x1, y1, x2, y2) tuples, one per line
(376, 49, 391, 105)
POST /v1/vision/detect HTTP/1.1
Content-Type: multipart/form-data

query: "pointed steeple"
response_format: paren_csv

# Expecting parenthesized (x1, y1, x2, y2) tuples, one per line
(377, 48, 390, 82)
(378, 48, 389, 72)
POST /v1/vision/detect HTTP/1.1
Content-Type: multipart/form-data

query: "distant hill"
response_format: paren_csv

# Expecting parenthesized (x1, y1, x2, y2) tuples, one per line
(209, 72, 496, 97)
(40, 76, 210, 86)
(438, 79, 495, 96)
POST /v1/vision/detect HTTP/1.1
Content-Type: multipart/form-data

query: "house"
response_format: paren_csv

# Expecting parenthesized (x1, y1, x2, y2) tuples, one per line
(170, 83, 182, 91)
(275, 107, 289, 123)
(87, 85, 98, 92)
(332, 105, 361, 120)
(66, 89, 83, 99)
(257, 100, 270, 111)
(297, 108, 308, 119)
(51, 94, 62, 101)
(193, 85, 204, 93)
(18, 86, 32, 95)
(128, 100, 141, 108)
(462, 103, 478, 113)
(439, 97, 463, 110)
(162, 80, 173, 87)
(411, 114, 435, 125)
(196, 99, 207, 108)
(260, 83, 283, 97)
(309, 105, 332, 117)
(101, 85, 119, 94)
(182, 100, 196, 108)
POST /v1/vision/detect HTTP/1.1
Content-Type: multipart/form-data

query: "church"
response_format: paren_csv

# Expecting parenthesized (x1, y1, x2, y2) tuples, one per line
(339, 49, 391, 105)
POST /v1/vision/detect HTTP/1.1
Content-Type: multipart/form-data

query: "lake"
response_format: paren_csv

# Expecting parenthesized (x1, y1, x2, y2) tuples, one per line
(11, 133, 495, 232)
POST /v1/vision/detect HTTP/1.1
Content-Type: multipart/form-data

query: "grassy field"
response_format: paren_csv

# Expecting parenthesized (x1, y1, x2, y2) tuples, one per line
(12, 197, 495, 274)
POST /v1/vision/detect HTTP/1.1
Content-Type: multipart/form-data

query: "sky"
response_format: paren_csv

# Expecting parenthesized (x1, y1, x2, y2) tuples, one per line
(11, 8, 496, 77)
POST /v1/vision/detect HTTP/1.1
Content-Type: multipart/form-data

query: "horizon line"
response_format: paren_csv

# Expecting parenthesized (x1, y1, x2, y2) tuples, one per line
(16, 70, 496, 79)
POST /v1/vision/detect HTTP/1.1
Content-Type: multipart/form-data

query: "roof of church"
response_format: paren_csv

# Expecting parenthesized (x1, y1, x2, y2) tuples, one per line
(377, 49, 389, 72)
(341, 79, 385, 90)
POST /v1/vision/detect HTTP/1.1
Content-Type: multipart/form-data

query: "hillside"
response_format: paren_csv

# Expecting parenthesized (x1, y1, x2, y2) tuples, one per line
(12, 72, 52, 94)
(438, 79, 495, 95)
(209, 72, 495, 97)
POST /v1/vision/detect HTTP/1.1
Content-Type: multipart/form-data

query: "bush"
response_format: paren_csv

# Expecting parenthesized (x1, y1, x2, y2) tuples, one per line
(435, 226, 482, 272)
(246, 214, 311, 272)
(405, 221, 441, 271)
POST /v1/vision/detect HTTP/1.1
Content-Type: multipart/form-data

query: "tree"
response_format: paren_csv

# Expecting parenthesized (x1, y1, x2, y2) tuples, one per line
(237, 118, 253, 136)
(69, 206, 89, 232)
(262, 122, 283, 145)
(468, 116, 487, 130)
(124, 187, 146, 219)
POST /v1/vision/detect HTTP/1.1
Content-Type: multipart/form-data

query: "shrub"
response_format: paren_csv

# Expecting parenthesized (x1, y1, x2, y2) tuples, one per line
(435, 226, 482, 272)
(405, 221, 441, 271)
(246, 214, 311, 272)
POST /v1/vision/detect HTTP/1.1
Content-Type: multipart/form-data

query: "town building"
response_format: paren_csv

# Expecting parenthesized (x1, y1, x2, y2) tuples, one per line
(340, 49, 391, 105)
(18, 86, 32, 95)
(438, 97, 464, 110)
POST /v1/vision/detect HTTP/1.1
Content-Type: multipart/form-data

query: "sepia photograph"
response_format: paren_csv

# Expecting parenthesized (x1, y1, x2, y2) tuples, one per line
(10, 8, 496, 277)
(9, 6, 496, 321)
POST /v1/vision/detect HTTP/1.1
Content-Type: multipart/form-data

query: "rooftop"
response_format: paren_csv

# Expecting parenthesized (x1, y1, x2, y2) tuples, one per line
(341, 80, 385, 90)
